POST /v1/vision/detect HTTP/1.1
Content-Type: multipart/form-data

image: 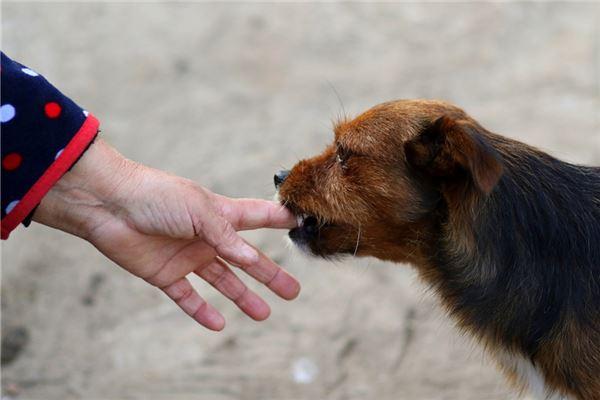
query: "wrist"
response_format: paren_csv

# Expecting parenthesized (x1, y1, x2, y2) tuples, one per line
(32, 138, 138, 239)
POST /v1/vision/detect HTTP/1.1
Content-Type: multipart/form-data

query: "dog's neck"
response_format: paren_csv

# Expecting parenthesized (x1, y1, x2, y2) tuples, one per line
(411, 143, 600, 359)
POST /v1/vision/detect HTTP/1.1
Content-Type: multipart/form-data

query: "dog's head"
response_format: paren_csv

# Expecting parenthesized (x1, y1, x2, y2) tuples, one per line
(276, 100, 504, 262)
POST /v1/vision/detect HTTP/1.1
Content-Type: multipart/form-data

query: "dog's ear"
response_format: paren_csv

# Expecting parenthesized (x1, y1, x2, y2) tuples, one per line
(404, 116, 504, 194)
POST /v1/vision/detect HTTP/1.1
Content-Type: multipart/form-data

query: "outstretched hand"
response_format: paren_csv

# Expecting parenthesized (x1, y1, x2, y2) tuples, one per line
(33, 139, 300, 330)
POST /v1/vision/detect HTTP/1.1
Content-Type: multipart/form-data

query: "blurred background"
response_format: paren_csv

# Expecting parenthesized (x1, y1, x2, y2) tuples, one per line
(1, 2, 599, 399)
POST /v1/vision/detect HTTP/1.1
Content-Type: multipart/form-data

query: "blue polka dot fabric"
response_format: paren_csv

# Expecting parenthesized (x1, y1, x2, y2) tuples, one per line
(1, 52, 100, 239)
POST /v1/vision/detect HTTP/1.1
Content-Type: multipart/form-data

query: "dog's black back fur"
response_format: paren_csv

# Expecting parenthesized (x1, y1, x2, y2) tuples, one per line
(429, 134, 600, 397)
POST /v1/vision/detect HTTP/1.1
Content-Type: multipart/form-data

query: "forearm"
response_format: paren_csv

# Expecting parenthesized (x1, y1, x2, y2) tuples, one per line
(32, 138, 137, 239)
(1, 52, 103, 239)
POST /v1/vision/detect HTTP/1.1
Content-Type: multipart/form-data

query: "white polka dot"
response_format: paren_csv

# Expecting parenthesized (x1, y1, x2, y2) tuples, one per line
(5, 200, 19, 214)
(0, 104, 16, 123)
(21, 67, 39, 76)
(55, 149, 64, 160)
(83, 110, 89, 117)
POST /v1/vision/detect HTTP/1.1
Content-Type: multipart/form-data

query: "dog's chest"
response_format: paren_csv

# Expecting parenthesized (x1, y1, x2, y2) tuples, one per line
(496, 351, 569, 400)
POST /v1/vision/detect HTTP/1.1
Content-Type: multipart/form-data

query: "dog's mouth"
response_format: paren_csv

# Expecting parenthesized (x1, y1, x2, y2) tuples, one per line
(281, 200, 364, 257)
(283, 203, 346, 256)
(294, 213, 321, 233)
(289, 214, 329, 255)
(284, 204, 327, 241)
(290, 210, 331, 237)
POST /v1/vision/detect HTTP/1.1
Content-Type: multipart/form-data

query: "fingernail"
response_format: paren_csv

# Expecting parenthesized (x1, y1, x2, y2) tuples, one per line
(241, 244, 259, 264)
(212, 314, 226, 331)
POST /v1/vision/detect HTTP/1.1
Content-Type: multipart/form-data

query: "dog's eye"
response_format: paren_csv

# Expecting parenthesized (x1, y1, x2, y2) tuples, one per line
(336, 146, 351, 169)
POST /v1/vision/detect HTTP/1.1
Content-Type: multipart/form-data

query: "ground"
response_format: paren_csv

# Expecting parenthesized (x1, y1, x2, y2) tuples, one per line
(1, 2, 599, 400)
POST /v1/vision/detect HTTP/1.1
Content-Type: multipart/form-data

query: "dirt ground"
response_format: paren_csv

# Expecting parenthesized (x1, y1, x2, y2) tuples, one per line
(1, 2, 599, 400)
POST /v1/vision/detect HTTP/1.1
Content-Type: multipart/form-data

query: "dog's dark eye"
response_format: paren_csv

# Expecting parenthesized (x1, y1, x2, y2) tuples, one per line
(336, 145, 351, 169)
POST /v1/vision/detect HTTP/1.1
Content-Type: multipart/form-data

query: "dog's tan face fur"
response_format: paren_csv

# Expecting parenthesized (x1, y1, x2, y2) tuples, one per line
(279, 99, 477, 263)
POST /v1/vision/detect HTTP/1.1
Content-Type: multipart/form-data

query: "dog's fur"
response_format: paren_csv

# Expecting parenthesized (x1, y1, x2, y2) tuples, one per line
(276, 100, 600, 399)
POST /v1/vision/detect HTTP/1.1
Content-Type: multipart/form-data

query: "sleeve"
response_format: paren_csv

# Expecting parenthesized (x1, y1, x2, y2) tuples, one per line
(1, 52, 100, 239)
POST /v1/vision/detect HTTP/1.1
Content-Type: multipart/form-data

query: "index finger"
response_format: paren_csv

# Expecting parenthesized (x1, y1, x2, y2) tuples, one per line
(217, 197, 297, 231)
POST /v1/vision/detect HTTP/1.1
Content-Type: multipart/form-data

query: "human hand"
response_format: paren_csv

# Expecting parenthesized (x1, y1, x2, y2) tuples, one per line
(33, 138, 300, 331)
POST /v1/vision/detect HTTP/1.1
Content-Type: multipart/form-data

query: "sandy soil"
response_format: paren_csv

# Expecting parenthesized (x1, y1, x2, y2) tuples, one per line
(1, 3, 599, 399)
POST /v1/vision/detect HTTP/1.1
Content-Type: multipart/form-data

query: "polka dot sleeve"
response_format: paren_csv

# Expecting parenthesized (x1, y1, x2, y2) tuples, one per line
(1, 52, 100, 239)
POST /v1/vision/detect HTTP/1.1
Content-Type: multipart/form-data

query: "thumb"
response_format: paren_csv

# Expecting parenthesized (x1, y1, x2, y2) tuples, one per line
(201, 209, 259, 266)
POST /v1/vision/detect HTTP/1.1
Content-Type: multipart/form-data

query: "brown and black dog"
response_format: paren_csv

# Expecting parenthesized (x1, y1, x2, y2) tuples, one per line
(275, 100, 600, 400)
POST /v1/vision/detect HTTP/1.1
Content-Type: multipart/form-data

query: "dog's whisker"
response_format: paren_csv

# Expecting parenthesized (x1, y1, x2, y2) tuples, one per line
(353, 224, 361, 257)
(326, 80, 347, 124)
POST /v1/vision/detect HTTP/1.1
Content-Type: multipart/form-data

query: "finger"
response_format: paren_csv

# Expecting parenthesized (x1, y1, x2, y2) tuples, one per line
(229, 245, 300, 301)
(201, 209, 260, 266)
(161, 277, 225, 331)
(196, 258, 271, 321)
(217, 197, 297, 231)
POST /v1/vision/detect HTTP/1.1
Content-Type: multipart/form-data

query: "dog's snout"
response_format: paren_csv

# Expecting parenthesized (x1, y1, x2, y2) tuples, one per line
(274, 169, 290, 189)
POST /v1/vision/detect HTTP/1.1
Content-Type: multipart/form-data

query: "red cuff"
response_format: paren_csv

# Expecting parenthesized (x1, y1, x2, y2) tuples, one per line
(1, 114, 100, 239)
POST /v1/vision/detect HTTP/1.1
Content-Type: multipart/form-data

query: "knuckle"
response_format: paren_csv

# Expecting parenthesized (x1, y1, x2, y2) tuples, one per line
(212, 265, 229, 288)
(176, 284, 195, 303)
(219, 222, 239, 245)
(233, 285, 249, 304)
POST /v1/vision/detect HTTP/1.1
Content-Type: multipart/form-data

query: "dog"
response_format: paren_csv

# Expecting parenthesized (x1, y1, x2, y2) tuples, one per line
(275, 100, 600, 400)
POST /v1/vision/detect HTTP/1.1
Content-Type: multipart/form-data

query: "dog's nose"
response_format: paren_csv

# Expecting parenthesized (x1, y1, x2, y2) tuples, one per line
(274, 169, 290, 189)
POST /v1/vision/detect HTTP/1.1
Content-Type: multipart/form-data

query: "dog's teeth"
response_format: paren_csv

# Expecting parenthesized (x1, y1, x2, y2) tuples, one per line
(295, 213, 310, 227)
